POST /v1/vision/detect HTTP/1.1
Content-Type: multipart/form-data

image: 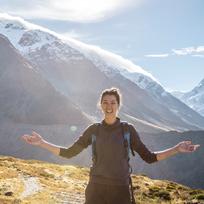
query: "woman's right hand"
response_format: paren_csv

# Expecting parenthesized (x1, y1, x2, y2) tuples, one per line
(21, 131, 44, 146)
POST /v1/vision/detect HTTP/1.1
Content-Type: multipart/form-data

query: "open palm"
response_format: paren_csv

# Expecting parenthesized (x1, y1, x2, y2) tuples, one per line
(21, 131, 43, 146)
(177, 141, 200, 153)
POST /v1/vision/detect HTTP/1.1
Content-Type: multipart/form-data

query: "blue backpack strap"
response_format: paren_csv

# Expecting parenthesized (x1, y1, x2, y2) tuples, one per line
(92, 134, 96, 163)
(91, 123, 100, 164)
(122, 122, 136, 204)
(124, 125, 131, 159)
(121, 122, 135, 158)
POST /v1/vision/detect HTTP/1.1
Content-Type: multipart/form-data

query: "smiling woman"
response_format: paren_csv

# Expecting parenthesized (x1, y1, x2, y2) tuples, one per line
(21, 87, 200, 204)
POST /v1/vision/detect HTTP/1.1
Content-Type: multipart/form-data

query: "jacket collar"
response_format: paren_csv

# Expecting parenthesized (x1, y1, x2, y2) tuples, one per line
(101, 117, 121, 130)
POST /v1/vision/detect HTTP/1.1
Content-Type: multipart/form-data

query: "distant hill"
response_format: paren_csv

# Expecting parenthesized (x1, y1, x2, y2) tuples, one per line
(133, 130, 204, 189)
(172, 79, 204, 117)
(0, 156, 203, 204)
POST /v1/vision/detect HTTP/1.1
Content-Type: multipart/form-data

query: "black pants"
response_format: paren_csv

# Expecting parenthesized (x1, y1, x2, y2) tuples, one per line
(85, 182, 131, 204)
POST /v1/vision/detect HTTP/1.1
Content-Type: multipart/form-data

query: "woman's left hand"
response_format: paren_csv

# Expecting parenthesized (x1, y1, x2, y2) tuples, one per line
(176, 141, 200, 153)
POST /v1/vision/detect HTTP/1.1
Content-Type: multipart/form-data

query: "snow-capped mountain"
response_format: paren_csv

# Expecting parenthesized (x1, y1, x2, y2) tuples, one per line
(0, 33, 90, 125)
(1, 13, 204, 132)
(171, 91, 186, 99)
(172, 79, 204, 117)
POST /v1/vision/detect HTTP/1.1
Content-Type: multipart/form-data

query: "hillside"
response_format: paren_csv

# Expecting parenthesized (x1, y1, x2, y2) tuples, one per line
(0, 34, 90, 125)
(172, 79, 204, 117)
(131, 130, 204, 189)
(1, 14, 204, 132)
(0, 156, 203, 204)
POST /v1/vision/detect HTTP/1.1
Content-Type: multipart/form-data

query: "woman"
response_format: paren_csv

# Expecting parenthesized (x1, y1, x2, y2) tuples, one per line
(21, 87, 200, 204)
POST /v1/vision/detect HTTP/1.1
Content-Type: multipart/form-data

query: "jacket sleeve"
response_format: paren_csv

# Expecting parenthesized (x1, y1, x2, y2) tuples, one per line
(129, 125, 157, 163)
(59, 124, 94, 159)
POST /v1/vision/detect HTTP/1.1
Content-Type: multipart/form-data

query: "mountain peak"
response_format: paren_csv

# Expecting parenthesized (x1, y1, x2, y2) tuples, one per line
(0, 13, 41, 30)
(198, 78, 204, 87)
(1, 13, 204, 130)
(0, 13, 156, 82)
(0, 13, 60, 52)
(173, 78, 204, 116)
(191, 78, 204, 94)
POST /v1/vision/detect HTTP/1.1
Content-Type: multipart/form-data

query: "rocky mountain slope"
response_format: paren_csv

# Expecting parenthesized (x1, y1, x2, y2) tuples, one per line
(172, 79, 204, 117)
(1, 14, 204, 132)
(0, 33, 91, 168)
(0, 156, 203, 204)
(134, 130, 204, 189)
(0, 34, 90, 125)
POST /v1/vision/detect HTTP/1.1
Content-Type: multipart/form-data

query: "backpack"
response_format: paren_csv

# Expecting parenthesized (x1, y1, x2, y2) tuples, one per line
(91, 122, 136, 204)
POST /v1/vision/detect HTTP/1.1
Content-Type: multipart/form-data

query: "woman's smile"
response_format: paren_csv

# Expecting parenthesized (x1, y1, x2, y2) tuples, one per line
(105, 109, 113, 114)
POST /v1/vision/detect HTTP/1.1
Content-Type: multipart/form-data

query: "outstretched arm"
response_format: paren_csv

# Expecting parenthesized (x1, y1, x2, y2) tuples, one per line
(21, 131, 61, 155)
(21, 125, 93, 158)
(155, 141, 200, 161)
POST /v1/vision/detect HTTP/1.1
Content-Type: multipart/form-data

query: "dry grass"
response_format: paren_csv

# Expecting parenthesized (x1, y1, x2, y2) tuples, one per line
(0, 156, 203, 204)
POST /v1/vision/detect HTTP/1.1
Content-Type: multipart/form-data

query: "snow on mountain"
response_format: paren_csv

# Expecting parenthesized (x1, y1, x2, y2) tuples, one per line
(0, 14, 83, 62)
(171, 91, 186, 99)
(172, 79, 204, 116)
(0, 13, 170, 102)
(0, 13, 174, 116)
(0, 13, 158, 85)
(0, 13, 170, 99)
(0, 13, 48, 51)
(1, 13, 204, 131)
(0, 33, 90, 125)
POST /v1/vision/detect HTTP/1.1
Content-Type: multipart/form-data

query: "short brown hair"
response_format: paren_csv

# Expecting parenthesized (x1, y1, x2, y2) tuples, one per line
(100, 87, 121, 106)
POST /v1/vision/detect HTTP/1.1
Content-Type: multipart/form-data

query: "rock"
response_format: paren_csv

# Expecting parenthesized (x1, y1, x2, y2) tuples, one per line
(5, 191, 13, 196)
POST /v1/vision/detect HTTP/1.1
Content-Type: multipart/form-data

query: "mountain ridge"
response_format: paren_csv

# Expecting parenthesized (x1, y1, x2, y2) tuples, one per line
(1, 14, 204, 131)
(172, 78, 204, 117)
(0, 33, 90, 125)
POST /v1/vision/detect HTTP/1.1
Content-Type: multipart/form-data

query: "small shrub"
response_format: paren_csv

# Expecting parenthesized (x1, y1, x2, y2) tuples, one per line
(166, 183, 177, 191)
(189, 190, 203, 195)
(149, 186, 161, 193)
(40, 172, 55, 178)
(156, 191, 171, 200)
(133, 185, 140, 190)
(148, 187, 171, 200)
(193, 194, 204, 200)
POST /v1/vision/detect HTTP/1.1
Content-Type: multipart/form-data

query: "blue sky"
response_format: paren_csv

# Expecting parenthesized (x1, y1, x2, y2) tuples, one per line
(0, 0, 204, 91)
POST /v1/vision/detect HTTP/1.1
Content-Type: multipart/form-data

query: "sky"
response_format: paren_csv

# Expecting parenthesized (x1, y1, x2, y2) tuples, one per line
(0, 0, 204, 92)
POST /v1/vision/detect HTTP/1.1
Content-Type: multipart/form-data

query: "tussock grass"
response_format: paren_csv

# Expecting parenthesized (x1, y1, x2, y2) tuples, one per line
(0, 156, 203, 204)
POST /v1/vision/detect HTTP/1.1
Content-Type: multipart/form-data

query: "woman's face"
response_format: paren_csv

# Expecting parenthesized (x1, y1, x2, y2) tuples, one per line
(101, 94, 119, 118)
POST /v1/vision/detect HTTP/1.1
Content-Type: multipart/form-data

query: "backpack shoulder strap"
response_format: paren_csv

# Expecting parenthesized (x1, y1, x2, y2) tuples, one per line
(91, 123, 100, 163)
(121, 122, 135, 157)
(122, 122, 136, 204)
